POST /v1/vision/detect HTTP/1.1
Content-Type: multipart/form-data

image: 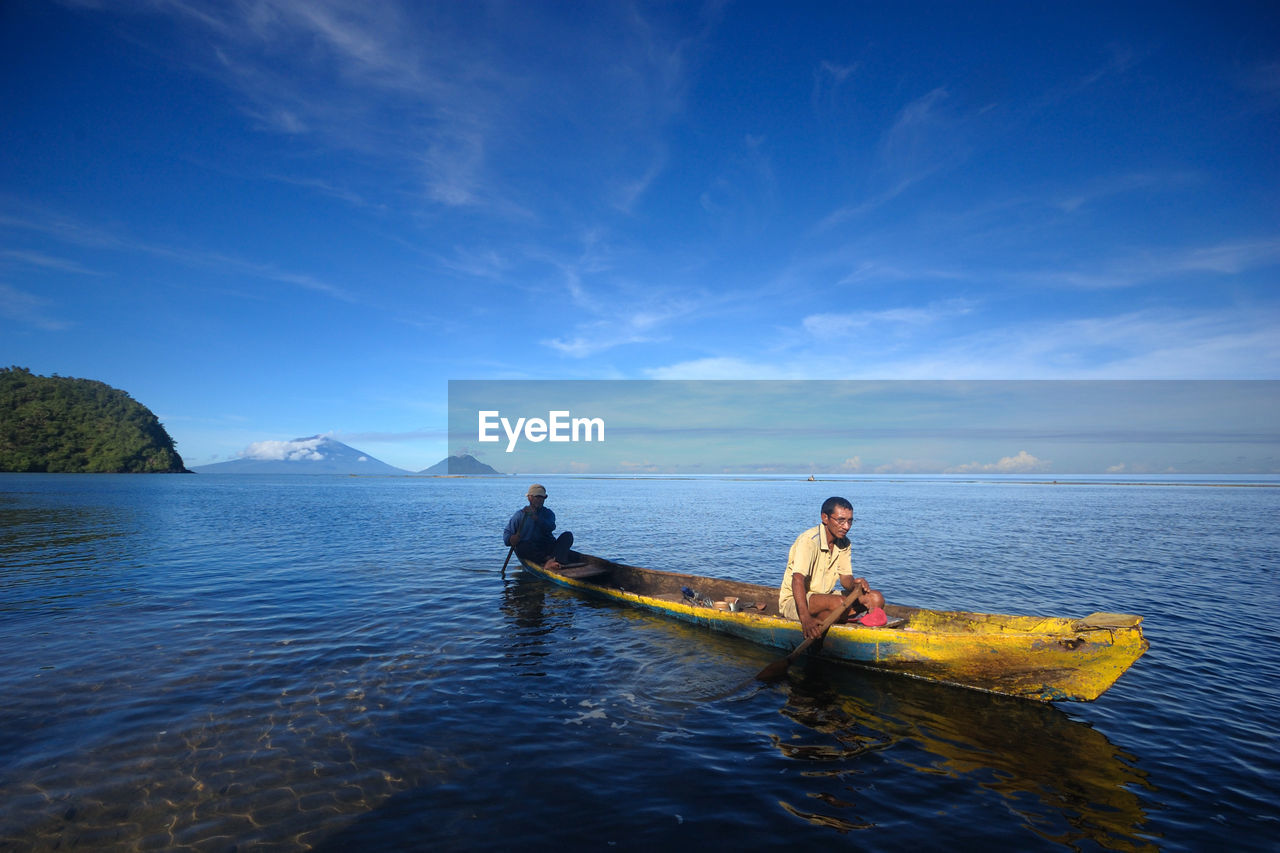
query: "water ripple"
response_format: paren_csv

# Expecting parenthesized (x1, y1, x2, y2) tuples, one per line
(0, 474, 1276, 850)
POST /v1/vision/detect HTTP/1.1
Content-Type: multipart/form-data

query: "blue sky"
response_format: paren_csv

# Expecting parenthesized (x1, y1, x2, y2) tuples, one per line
(2, 1, 1278, 472)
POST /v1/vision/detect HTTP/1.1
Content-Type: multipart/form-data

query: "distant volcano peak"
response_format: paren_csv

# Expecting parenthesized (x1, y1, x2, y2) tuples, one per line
(193, 436, 409, 474)
(419, 454, 502, 475)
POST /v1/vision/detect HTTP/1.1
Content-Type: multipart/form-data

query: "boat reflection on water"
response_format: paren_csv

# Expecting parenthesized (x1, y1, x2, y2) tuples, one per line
(774, 660, 1155, 850)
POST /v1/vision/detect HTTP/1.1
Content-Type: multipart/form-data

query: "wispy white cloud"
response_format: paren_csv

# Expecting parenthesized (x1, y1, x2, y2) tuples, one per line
(1104, 461, 1179, 475)
(854, 450, 1050, 476)
(105, 0, 695, 218)
(1025, 237, 1280, 289)
(812, 60, 858, 117)
(890, 306, 1280, 379)
(434, 247, 514, 281)
(946, 450, 1050, 474)
(419, 125, 489, 209)
(612, 154, 668, 214)
(1235, 60, 1280, 112)
(195, 5, 502, 212)
(0, 249, 103, 276)
(1072, 44, 1138, 91)
(645, 301, 1280, 381)
(1033, 43, 1143, 110)
(0, 283, 72, 331)
(544, 305, 686, 358)
(1055, 171, 1201, 213)
(0, 205, 354, 301)
(1172, 240, 1280, 274)
(820, 86, 987, 226)
(816, 177, 927, 229)
(699, 134, 778, 224)
(802, 299, 974, 339)
(821, 47, 1150, 230)
(525, 227, 725, 359)
(261, 173, 385, 211)
(0, 209, 123, 250)
(870, 457, 947, 475)
(879, 87, 955, 173)
(1048, 311, 1280, 378)
(334, 428, 447, 444)
(645, 357, 808, 380)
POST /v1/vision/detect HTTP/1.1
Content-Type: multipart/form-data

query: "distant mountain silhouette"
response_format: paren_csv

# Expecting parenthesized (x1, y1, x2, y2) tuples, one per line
(420, 454, 502, 475)
(192, 436, 410, 475)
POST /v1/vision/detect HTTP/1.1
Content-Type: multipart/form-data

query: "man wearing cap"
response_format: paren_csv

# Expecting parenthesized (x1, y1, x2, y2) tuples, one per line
(503, 484, 574, 569)
(779, 496, 885, 639)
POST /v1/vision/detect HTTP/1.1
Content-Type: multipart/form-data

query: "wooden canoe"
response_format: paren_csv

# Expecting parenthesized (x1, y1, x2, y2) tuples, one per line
(518, 552, 1148, 702)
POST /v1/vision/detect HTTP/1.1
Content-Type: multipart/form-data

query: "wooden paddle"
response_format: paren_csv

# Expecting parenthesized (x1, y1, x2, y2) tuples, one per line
(501, 509, 535, 574)
(756, 587, 863, 681)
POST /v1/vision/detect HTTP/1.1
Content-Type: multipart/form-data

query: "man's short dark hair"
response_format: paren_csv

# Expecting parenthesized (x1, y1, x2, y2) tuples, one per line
(821, 496, 853, 517)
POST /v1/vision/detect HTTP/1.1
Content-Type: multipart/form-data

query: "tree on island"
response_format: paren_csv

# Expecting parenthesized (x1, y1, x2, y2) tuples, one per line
(0, 367, 188, 473)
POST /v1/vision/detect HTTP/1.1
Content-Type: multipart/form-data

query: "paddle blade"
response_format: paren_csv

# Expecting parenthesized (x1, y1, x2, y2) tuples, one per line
(757, 636, 813, 681)
(756, 590, 858, 682)
(755, 656, 792, 682)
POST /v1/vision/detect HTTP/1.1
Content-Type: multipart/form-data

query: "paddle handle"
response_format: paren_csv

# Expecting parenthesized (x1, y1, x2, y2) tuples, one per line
(756, 586, 865, 680)
(789, 587, 862, 659)
(510, 508, 535, 546)
(502, 509, 535, 572)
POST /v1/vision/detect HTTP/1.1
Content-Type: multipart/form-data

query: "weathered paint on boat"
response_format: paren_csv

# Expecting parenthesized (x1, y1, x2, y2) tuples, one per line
(518, 552, 1148, 702)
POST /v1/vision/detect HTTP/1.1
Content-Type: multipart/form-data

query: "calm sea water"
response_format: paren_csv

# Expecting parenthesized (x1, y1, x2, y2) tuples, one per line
(1, 473, 1277, 851)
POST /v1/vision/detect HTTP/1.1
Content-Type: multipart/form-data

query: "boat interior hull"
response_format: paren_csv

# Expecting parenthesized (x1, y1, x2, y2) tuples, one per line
(519, 552, 1149, 702)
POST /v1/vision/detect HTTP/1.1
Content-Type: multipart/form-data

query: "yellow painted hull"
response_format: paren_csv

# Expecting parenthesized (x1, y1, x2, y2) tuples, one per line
(520, 553, 1148, 702)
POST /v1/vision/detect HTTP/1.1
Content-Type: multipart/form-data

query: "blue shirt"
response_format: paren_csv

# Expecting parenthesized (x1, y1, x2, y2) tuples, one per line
(504, 506, 556, 546)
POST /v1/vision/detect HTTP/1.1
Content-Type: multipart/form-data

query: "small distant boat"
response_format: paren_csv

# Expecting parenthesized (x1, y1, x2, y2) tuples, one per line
(519, 553, 1148, 702)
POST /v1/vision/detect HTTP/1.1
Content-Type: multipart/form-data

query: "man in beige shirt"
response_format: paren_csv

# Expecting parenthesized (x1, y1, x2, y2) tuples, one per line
(778, 496, 884, 639)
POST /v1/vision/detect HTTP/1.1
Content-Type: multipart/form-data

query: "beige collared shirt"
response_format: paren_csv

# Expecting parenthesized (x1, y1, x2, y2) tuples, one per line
(778, 524, 852, 619)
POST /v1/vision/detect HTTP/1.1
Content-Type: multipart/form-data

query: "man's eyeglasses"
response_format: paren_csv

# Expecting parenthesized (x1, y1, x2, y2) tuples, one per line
(827, 515, 853, 527)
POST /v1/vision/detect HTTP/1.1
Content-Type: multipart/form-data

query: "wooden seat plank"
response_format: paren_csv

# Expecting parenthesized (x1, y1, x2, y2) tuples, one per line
(560, 564, 610, 579)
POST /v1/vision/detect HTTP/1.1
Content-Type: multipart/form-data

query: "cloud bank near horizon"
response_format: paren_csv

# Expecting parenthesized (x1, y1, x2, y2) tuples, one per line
(448, 380, 1280, 475)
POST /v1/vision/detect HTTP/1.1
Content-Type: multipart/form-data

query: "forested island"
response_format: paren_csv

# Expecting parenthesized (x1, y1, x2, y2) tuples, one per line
(0, 367, 189, 473)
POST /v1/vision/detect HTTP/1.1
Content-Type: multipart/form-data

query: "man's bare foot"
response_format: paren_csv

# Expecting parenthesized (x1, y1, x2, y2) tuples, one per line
(544, 558, 562, 571)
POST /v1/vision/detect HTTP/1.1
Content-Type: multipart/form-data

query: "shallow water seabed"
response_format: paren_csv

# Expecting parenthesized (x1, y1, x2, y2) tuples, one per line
(0, 473, 1277, 851)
